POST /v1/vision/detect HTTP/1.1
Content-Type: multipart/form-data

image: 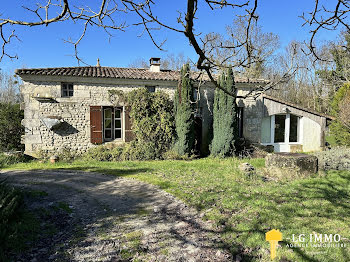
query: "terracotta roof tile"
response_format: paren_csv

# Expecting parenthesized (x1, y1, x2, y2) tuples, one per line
(15, 66, 269, 84)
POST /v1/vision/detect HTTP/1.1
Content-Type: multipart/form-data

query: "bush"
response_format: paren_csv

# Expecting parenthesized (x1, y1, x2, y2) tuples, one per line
(162, 149, 183, 160)
(121, 141, 158, 161)
(162, 149, 195, 160)
(127, 88, 175, 159)
(83, 142, 159, 161)
(36, 147, 79, 162)
(313, 147, 350, 171)
(329, 83, 350, 146)
(56, 147, 78, 162)
(0, 180, 23, 261)
(0, 103, 24, 152)
(0, 152, 31, 168)
(83, 145, 124, 161)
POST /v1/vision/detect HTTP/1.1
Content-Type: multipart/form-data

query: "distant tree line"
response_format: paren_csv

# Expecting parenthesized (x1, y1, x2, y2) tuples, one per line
(0, 71, 23, 152)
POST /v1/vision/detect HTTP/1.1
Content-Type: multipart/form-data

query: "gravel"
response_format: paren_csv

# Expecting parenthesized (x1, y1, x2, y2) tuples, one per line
(1, 169, 232, 262)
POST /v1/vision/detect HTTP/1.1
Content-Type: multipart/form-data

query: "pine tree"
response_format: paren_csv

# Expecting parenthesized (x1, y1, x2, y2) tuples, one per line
(210, 68, 237, 157)
(174, 64, 195, 155)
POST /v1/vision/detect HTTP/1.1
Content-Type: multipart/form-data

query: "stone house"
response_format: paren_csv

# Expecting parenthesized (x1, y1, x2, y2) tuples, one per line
(16, 58, 333, 157)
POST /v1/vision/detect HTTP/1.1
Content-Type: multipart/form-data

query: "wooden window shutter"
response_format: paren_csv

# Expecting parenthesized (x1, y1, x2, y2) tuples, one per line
(90, 106, 103, 144)
(124, 106, 134, 142)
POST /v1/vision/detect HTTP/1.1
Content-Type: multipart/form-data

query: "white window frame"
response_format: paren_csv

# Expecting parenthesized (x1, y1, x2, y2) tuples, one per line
(103, 107, 123, 142)
(114, 108, 122, 140)
(266, 113, 303, 145)
(103, 108, 113, 142)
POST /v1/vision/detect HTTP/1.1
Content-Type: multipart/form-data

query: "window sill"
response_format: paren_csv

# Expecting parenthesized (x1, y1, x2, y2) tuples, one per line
(103, 139, 124, 145)
(261, 142, 302, 145)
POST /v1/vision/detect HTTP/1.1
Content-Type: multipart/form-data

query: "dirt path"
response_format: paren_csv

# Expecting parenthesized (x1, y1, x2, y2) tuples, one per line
(1, 170, 232, 262)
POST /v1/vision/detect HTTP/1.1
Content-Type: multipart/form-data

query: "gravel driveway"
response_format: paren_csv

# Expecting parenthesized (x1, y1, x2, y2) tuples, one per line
(1, 170, 232, 262)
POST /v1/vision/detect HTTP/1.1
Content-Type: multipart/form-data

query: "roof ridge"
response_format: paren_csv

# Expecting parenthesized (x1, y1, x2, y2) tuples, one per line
(15, 66, 269, 84)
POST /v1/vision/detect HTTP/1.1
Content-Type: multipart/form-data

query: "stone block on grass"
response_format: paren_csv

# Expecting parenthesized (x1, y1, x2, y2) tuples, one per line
(265, 153, 318, 179)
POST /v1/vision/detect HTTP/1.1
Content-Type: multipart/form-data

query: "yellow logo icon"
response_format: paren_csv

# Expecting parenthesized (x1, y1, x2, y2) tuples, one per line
(266, 229, 282, 260)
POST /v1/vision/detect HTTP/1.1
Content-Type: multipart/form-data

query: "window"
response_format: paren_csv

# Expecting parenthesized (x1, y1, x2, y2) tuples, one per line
(289, 114, 299, 142)
(271, 113, 300, 144)
(146, 86, 156, 93)
(61, 83, 74, 97)
(114, 108, 122, 139)
(103, 107, 123, 141)
(274, 115, 286, 143)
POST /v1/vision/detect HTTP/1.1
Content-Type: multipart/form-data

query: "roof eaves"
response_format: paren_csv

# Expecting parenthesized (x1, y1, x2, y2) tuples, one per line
(263, 94, 335, 120)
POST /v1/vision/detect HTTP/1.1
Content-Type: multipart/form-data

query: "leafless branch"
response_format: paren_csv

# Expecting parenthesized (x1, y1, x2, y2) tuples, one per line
(301, 0, 350, 60)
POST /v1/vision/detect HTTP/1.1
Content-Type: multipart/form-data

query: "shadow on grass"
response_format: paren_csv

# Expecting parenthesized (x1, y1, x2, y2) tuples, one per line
(0, 167, 241, 261)
(18, 166, 153, 177)
(213, 171, 350, 261)
(2, 166, 349, 261)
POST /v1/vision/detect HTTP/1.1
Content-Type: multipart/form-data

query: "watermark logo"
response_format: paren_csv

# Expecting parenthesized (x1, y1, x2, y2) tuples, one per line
(285, 233, 346, 248)
(265, 229, 282, 260)
(264, 230, 347, 260)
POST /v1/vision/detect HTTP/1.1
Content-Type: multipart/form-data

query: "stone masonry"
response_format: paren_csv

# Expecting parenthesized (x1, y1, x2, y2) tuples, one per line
(19, 71, 264, 157)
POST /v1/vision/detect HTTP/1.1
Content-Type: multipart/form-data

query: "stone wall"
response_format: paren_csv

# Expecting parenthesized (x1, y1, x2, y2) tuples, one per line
(20, 75, 261, 157)
(237, 95, 265, 143)
(21, 76, 179, 157)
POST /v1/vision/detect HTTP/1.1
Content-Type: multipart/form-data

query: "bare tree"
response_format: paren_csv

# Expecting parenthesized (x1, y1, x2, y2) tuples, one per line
(129, 53, 191, 70)
(1, 0, 349, 96)
(301, 0, 350, 60)
(0, 70, 22, 103)
(203, 17, 279, 78)
(0, 0, 259, 96)
(268, 41, 336, 113)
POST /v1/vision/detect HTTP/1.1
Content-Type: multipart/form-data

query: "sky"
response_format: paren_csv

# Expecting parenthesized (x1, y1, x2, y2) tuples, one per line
(0, 0, 343, 73)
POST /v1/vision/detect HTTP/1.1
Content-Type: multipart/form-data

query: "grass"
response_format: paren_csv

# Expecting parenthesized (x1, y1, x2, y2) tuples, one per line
(4, 157, 350, 261)
(0, 182, 41, 261)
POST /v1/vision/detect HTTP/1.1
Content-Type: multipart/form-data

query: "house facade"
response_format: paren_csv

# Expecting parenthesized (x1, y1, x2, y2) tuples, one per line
(16, 58, 332, 157)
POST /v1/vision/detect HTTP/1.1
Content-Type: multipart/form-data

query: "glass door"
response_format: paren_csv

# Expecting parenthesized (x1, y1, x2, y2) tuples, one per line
(103, 108, 113, 141)
(114, 108, 122, 139)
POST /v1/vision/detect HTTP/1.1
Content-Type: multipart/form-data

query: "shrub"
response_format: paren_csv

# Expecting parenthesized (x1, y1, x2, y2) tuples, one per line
(162, 149, 195, 160)
(0, 103, 24, 152)
(329, 83, 350, 146)
(313, 147, 350, 171)
(162, 149, 183, 160)
(121, 141, 158, 161)
(210, 68, 237, 157)
(0, 152, 31, 168)
(83, 145, 124, 161)
(56, 147, 78, 162)
(127, 88, 175, 159)
(0, 180, 23, 260)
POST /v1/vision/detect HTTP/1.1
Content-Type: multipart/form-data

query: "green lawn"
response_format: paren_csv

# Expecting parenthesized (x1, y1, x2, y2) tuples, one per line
(4, 158, 350, 262)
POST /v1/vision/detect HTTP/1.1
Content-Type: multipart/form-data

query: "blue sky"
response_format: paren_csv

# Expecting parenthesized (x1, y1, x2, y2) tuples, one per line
(0, 0, 342, 73)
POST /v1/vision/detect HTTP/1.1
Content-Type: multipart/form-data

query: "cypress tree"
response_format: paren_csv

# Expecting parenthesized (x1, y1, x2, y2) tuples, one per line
(174, 64, 195, 155)
(210, 68, 237, 157)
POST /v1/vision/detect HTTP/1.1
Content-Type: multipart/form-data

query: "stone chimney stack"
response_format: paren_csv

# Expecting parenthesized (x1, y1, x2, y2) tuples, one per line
(149, 57, 161, 72)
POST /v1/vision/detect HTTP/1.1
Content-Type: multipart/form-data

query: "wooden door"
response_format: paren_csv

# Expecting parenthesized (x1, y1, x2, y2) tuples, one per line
(90, 106, 103, 144)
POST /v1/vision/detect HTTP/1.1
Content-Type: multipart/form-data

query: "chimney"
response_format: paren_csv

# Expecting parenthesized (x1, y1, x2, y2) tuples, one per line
(149, 57, 161, 72)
